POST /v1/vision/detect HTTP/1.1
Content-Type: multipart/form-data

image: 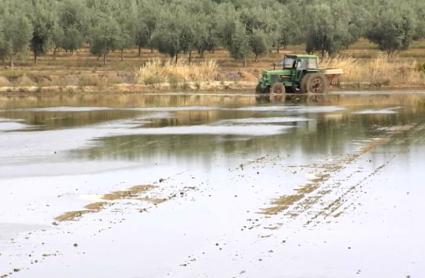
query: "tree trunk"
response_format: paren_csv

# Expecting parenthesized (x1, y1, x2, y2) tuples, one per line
(120, 49, 124, 61)
(103, 52, 106, 65)
(387, 50, 396, 57)
(243, 56, 247, 67)
(33, 50, 37, 65)
(188, 50, 192, 64)
(10, 54, 14, 70)
(53, 47, 57, 60)
(175, 53, 178, 64)
(138, 46, 142, 57)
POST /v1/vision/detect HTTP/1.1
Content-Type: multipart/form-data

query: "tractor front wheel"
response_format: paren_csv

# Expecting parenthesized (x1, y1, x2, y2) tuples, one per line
(301, 73, 327, 94)
(256, 84, 270, 94)
(255, 84, 262, 94)
(271, 82, 286, 94)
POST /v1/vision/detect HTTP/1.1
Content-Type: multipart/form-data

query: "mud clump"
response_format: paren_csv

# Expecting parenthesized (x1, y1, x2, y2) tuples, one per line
(54, 184, 157, 222)
(0, 76, 11, 86)
(102, 184, 156, 201)
(138, 197, 168, 205)
(262, 194, 305, 215)
(84, 202, 108, 211)
(15, 75, 35, 86)
(55, 210, 91, 222)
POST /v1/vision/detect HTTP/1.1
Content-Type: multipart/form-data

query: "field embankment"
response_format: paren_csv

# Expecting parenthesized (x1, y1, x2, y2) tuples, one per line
(1, 40, 425, 94)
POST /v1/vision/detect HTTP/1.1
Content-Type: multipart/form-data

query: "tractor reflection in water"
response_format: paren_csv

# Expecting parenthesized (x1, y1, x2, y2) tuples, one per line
(255, 91, 328, 105)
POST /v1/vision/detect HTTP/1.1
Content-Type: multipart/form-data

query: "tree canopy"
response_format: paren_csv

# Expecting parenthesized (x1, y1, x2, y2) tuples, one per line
(0, 0, 424, 65)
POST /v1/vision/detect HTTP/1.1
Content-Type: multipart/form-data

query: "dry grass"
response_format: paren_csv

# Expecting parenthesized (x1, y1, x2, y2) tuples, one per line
(137, 59, 219, 86)
(321, 55, 425, 87)
(1, 40, 425, 90)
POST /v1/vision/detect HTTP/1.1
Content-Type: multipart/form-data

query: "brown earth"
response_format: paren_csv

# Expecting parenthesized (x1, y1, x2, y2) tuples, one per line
(1, 38, 425, 93)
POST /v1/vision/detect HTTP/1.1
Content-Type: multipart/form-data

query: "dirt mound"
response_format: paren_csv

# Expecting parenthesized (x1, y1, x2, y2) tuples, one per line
(60, 75, 80, 86)
(0, 76, 11, 86)
(15, 75, 35, 86)
(31, 75, 52, 86)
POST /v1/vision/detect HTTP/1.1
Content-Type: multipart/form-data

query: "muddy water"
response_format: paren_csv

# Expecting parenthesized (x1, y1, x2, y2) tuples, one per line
(0, 91, 424, 277)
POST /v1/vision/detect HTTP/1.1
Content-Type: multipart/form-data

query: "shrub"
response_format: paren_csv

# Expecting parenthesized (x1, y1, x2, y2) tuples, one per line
(137, 59, 218, 86)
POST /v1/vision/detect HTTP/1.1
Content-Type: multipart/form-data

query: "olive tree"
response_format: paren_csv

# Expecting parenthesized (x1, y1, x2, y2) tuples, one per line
(135, 0, 160, 56)
(249, 29, 269, 62)
(88, 14, 122, 64)
(150, 27, 181, 62)
(115, 12, 136, 61)
(366, 6, 417, 56)
(228, 21, 251, 66)
(305, 2, 359, 56)
(56, 0, 87, 54)
(150, 8, 198, 63)
(0, 30, 7, 64)
(30, 2, 57, 64)
(195, 15, 219, 58)
(134, 20, 150, 57)
(179, 18, 198, 63)
(0, 13, 32, 69)
(412, 0, 425, 40)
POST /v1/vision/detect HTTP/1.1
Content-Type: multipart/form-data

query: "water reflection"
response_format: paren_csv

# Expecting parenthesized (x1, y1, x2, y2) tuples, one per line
(255, 93, 330, 105)
(1, 92, 425, 165)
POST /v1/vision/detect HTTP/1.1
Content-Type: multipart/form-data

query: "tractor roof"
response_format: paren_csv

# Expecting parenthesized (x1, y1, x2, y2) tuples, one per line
(286, 54, 318, 59)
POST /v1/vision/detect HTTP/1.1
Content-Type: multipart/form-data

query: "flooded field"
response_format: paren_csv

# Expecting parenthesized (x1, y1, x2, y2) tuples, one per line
(0, 91, 425, 278)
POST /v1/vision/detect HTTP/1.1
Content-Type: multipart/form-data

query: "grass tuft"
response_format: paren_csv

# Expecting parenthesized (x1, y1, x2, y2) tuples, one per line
(321, 55, 425, 87)
(137, 59, 218, 86)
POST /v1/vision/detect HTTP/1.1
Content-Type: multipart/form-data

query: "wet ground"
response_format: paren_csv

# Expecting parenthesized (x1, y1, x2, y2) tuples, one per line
(0, 91, 424, 277)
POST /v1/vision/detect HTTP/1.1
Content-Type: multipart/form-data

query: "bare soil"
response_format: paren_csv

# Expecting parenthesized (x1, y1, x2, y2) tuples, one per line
(1, 39, 424, 93)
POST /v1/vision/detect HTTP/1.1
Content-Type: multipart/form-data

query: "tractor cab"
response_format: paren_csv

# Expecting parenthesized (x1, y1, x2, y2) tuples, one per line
(281, 55, 319, 70)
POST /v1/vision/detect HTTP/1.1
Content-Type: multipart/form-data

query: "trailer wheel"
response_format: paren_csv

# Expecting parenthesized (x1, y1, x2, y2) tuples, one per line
(301, 73, 327, 94)
(271, 82, 285, 94)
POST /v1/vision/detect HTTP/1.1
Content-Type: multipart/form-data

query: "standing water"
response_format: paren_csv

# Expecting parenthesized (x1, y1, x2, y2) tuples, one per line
(0, 91, 424, 277)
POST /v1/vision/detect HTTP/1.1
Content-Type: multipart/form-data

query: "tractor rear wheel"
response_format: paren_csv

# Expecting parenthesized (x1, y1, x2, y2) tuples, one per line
(301, 73, 327, 94)
(271, 82, 285, 94)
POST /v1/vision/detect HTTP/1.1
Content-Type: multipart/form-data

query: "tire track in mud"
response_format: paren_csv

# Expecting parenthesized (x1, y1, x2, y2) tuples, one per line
(304, 155, 396, 228)
(1, 173, 198, 278)
(169, 122, 425, 275)
(53, 172, 195, 223)
(258, 122, 424, 232)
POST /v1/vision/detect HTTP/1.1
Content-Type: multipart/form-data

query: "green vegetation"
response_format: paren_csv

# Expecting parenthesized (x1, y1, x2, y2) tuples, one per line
(366, 2, 416, 56)
(1, 0, 425, 66)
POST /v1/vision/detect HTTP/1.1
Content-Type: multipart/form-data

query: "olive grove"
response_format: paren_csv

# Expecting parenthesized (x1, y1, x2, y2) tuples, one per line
(0, 0, 424, 65)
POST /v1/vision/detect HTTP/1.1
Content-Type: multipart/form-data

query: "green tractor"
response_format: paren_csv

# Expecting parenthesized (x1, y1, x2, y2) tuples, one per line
(256, 54, 343, 94)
